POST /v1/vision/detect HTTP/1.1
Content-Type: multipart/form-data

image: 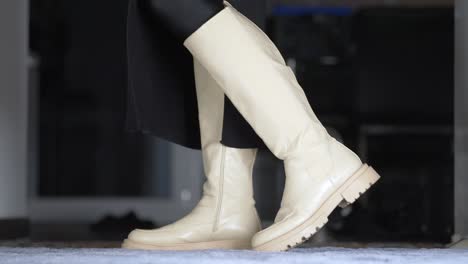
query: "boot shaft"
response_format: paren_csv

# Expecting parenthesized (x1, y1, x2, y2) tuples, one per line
(186, 4, 329, 160)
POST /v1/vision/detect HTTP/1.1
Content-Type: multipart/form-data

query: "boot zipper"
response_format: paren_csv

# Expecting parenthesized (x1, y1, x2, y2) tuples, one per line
(213, 146, 226, 232)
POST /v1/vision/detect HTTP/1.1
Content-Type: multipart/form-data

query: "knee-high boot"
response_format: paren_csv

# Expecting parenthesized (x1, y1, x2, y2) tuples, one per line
(122, 59, 261, 250)
(184, 1, 380, 251)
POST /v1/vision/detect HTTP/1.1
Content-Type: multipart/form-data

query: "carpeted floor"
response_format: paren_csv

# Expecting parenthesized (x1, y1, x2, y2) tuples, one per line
(1, 247, 467, 264)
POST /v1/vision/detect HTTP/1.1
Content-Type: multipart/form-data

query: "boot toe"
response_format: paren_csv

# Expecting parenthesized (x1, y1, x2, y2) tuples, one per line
(126, 228, 181, 245)
(252, 211, 311, 249)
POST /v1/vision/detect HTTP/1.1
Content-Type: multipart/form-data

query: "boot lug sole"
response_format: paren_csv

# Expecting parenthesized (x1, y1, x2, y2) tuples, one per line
(253, 164, 380, 251)
(122, 238, 252, 251)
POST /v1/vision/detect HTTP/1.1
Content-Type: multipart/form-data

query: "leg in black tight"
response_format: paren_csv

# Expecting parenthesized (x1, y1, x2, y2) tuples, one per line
(138, 0, 224, 40)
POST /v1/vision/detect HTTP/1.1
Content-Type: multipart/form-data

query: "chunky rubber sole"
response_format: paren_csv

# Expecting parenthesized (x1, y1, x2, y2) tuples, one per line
(253, 164, 380, 251)
(122, 238, 251, 251)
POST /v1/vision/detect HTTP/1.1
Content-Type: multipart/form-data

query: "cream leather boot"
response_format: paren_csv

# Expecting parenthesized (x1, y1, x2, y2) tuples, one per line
(121, 59, 261, 250)
(184, 2, 380, 251)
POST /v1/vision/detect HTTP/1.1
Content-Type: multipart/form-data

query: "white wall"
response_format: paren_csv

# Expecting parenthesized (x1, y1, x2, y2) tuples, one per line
(455, 0, 468, 238)
(0, 0, 29, 219)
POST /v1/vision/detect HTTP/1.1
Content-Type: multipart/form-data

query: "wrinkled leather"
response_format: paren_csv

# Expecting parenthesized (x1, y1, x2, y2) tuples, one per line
(184, 2, 364, 248)
(125, 59, 261, 246)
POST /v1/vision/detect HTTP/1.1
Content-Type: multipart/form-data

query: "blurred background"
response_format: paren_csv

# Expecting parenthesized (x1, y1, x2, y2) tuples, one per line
(1, 0, 466, 248)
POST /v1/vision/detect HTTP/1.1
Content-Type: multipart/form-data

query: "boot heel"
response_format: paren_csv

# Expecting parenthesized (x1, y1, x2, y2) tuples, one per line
(340, 165, 380, 205)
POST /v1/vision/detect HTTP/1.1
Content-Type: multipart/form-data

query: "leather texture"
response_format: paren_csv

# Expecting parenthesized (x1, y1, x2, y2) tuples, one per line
(123, 58, 261, 249)
(184, 2, 365, 249)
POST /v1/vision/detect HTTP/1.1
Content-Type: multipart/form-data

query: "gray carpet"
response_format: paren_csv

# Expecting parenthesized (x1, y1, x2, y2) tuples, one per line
(1, 247, 468, 264)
